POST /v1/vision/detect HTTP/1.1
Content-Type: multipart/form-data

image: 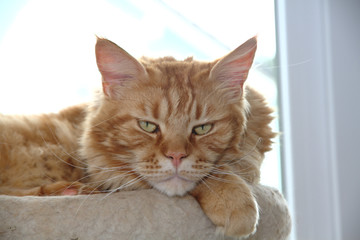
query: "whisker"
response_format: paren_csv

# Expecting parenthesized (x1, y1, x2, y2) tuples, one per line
(40, 124, 136, 173)
(92, 171, 139, 187)
(211, 165, 255, 180)
(204, 174, 237, 184)
(39, 134, 88, 170)
(89, 113, 119, 129)
(43, 125, 87, 166)
(199, 178, 222, 199)
(216, 137, 262, 168)
(70, 167, 129, 184)
(74, 172, 141, 216)
(100, 175, 146, 201)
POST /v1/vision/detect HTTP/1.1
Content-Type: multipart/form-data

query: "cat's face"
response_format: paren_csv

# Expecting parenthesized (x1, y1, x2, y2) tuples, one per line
(83, 37, 257, 196)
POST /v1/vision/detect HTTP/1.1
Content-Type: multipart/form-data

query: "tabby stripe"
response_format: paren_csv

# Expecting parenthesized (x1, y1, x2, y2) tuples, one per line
(152, 101, 160, 119)
(165, 90, 173, 120)
(195, 103, 202, 120)
(185, 76, 196, 117)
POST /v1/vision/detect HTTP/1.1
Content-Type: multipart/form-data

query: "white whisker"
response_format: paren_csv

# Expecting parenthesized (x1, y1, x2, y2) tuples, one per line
(199, 178, 222, 199)
(216, 137, 262, 168)
(89, 113, 119, 129)
(39, 133, 87, 170)
(99, 175, 146, 201)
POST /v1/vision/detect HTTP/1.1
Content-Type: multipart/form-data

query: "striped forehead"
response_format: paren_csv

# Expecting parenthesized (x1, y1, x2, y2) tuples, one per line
(139, 70, 206, 124)
(155, 76, 196, 122)
(134, 60, 216, 125)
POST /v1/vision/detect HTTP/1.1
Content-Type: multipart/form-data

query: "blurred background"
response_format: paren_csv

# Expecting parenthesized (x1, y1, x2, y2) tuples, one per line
(0, 0, 282, 192)
(0, 0, 359, 239)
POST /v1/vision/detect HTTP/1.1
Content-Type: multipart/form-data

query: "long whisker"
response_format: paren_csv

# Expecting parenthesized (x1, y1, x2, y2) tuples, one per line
(42, 125, 88, 167)
(216, 137, 262, 168)
(91, 170, 139, 188)
(204, 173, 237, 184)
(71, 167, 130, 184)
(39, 134, 88, 170)
(199, 178, 222, 199)
(41, 125, 137, 173)
(74, 172, 142, 216)
(89, 113, 119, 129)
(100, 175, 146, 201)
(211, 165, 256, 180)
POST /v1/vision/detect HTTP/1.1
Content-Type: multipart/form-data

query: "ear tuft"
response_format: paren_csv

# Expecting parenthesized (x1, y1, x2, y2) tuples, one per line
(95, 38, 146, 98)
(209, 36, 257, 100)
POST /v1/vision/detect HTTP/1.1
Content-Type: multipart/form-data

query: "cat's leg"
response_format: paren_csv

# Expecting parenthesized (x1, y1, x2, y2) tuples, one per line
(190, 174, 258, 238)
(0, 181, 100, 196)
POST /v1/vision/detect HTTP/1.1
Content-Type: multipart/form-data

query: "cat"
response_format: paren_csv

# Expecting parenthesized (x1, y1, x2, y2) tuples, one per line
(0, 36, 275, 238)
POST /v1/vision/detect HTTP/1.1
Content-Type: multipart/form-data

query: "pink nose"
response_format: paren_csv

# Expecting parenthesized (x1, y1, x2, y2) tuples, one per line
(166, 152, 187, 168)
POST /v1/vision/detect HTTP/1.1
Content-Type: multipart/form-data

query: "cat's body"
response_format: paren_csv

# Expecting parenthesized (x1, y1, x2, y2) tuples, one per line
(0, 37, 275, 238)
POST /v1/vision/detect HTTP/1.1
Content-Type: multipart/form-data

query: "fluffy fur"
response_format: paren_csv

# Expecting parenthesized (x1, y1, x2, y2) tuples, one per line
(0, 37, 275, 238)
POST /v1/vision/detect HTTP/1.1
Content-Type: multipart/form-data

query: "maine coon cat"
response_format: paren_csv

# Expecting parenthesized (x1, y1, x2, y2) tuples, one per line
(0, 37, 275, 238)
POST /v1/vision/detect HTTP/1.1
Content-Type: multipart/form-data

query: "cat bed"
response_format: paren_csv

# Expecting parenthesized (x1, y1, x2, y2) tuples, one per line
(0, 184, 291, 240)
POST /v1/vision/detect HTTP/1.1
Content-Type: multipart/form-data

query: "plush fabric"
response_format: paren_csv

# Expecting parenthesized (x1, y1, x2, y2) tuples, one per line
(0, 184, 291, 240)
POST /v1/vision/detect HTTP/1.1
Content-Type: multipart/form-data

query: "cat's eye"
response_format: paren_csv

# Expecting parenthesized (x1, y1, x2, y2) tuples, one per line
(193, 124, 213, 135)
(138, 120, 158, 133)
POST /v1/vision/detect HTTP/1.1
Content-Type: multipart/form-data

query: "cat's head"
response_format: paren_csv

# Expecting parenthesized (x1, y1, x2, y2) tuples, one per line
(82, 37, 257, 196)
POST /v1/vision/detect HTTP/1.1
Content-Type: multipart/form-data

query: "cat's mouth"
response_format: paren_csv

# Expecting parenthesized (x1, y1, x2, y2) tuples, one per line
(151, 174, 197, 196)
(159, 174, 193, 183)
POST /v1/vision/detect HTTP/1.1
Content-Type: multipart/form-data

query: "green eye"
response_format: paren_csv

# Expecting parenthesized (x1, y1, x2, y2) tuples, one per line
(193, 124, 213, 135)
(138, 120, 158, 133)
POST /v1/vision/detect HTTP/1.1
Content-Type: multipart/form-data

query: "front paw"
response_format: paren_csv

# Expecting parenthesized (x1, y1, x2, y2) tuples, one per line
(191, 176, 259, 239)
(214, 196, 259, 239)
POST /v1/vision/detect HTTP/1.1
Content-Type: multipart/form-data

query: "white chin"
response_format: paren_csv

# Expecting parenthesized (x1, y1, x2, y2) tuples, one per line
(152, 177, 196, 197)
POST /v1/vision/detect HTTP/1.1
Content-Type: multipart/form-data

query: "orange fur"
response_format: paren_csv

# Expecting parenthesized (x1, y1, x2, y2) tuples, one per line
(0, 37, 275, 238)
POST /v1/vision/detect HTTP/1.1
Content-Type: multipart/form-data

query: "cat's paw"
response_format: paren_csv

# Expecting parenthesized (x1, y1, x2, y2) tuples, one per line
(191, 175, 259, 239)
(212, 195, 259, 239)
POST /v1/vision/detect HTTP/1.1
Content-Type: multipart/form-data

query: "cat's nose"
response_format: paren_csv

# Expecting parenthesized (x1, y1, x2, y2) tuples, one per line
(166, 152, 187, 168)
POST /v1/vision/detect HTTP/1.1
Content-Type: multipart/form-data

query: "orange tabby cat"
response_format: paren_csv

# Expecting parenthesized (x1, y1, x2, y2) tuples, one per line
(0, 37, 275, 238)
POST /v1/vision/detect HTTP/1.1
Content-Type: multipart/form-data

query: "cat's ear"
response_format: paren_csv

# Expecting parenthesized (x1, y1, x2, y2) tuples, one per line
(95, 38, 147, 98)
(209, 36, 257, 101)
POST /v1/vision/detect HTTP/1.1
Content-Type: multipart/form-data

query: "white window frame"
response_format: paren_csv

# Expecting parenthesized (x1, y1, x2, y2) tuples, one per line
(276, 0, 360, 239)
(276, 0, 342, 238)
